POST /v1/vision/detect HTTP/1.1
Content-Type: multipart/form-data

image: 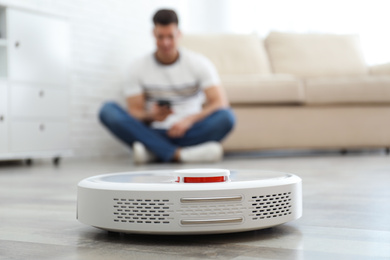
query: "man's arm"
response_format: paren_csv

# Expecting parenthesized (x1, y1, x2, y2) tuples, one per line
(167, 85, 229, 137)
(127, 94, 172, 123)
(190, 84, 229, 122)
(126, 94, 150, 122)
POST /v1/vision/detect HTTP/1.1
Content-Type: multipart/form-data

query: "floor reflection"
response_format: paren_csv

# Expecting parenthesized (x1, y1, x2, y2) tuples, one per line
(77, 224, 303, 259)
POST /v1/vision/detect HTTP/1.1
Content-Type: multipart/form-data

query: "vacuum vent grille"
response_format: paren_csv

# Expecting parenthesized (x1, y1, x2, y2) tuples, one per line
(177, 203, 245, 217)
(250, 192, 292, 220)
(113, 198, 172, 224)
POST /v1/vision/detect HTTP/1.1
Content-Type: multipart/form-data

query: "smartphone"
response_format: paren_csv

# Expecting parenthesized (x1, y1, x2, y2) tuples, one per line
(157, 100, 171, 108)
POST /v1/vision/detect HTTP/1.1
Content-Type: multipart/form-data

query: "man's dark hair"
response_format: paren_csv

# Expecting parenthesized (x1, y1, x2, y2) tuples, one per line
(153, 9, 179, 26)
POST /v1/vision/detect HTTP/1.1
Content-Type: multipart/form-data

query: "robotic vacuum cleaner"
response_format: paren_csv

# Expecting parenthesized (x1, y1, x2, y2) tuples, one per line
(77, 169, 302, 234)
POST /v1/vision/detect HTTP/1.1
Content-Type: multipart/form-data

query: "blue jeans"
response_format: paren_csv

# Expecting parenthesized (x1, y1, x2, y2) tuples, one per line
(99, 102, 235, 162)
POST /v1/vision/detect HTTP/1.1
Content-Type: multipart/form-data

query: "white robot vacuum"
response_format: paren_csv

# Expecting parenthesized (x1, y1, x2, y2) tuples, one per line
(77, 169, 302, 234)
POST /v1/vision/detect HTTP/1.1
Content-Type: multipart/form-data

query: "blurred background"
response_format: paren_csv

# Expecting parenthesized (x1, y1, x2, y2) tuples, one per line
(0, 0, 389, 160)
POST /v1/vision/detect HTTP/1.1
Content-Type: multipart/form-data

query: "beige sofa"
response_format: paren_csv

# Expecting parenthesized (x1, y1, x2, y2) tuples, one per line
(180, 32, 390, 151)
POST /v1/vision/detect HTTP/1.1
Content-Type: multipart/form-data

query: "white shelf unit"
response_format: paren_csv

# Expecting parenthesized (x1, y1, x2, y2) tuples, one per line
(0, 6, 71, 164)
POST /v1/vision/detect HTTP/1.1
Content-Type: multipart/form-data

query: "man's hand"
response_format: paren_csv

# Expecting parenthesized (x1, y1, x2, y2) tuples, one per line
(151, 103, 173, 122)
(168, 116, 195, 138)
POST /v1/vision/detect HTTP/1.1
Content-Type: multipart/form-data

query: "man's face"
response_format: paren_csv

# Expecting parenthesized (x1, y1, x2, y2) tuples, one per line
(153, 23, 180, 56)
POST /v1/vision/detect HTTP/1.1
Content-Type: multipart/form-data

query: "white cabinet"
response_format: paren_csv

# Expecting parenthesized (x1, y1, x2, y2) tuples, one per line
(10, 121, 69, 152)
(0, 81, 7, 153)
(0, 8, 7, 78)
(9, 83, 69, 118)
(0, 7, 70, 162)
(7, 9, 69, 84)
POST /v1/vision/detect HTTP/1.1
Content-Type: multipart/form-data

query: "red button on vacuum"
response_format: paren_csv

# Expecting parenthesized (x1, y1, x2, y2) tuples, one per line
(183, 176, 226, 183)
(174, 169, 230, 183)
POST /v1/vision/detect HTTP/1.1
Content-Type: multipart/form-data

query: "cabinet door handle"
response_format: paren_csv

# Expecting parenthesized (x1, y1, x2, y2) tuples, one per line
(15, 41, 20, 48)
(0, 115, 3, 122)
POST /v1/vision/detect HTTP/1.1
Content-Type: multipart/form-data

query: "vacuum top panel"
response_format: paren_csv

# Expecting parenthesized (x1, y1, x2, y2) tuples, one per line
(78, 169, 300, 191)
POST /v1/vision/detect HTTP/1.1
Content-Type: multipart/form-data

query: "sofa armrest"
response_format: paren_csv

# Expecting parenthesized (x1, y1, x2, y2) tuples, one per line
(370, 62, 390, 75)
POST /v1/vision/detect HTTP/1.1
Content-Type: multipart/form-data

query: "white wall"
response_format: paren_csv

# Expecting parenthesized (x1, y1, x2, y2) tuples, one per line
(181, 0, 232, 33)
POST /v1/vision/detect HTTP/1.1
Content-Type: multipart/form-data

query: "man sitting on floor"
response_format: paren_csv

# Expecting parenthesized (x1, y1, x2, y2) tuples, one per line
(99, 9, 235, 164)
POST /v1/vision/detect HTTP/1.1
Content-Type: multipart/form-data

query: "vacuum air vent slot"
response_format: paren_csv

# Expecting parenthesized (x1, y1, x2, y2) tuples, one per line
(181, 195, 242, 203)
(250, 192, 293, 220)
(181, 217, 243, 225)
(113, 198, 172, 224)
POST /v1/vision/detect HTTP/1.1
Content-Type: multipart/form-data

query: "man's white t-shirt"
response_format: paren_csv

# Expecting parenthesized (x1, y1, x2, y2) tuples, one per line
(124, 48, 220, 129)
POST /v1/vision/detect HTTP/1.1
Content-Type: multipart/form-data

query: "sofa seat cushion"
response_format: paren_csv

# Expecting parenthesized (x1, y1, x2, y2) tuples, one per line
(265, 32, 368, 78)
(221, 74, 304, 104)
(180, 34, 271, 75)
(305, 76, 390, 104)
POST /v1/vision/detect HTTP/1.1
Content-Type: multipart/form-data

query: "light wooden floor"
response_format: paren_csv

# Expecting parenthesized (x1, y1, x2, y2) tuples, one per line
(1, 151, 390, 260)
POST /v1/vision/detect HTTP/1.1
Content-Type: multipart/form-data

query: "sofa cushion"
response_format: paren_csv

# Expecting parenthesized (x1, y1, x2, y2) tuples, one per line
(305, 76, 390, 104)
(370, 62, 390, 75)
(180, 34, 271, 75)
(221, 74, 304, 104)
(265, 32, 368, 78)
